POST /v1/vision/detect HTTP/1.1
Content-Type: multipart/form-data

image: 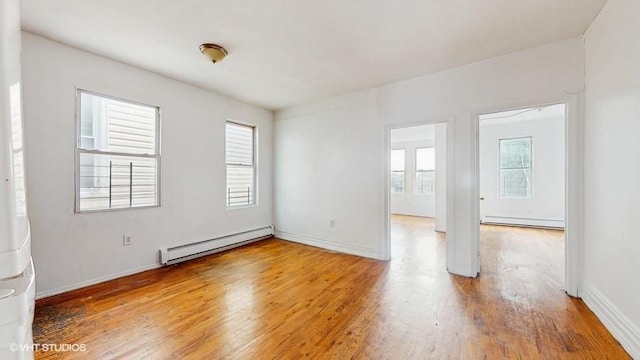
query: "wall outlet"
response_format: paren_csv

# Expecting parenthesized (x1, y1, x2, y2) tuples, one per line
(123, 235, 132, 246)
(330, 219, 336, 228)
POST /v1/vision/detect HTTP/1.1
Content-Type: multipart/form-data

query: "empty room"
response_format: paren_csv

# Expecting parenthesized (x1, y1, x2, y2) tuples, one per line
(1, 0, 638, 359)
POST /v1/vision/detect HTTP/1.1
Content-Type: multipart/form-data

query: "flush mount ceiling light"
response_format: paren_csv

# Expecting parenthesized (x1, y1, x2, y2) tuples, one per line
(199, 43, 228, 63)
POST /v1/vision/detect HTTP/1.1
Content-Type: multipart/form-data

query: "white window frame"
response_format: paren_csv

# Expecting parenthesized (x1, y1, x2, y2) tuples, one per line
(75, 89, 161, 213)
(225, 120, 257, 208)
(498, 136, 533, 199)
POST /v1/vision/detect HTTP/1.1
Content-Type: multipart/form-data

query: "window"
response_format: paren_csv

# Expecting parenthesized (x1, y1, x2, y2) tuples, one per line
(226, 122, 256, 207)
(415, 148, 435, 195)
(76, 90, 160, 212)
(499, 137, 532, 199)
(390, 149, 405, 194)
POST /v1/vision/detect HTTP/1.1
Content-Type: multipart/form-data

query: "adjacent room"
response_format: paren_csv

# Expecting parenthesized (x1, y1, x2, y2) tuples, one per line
(478, 104, 567, 306)
(389, 123, 447, 261)
(1, 0, 639, 358)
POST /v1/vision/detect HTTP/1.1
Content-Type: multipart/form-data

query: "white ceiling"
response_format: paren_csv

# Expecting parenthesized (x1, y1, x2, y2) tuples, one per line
(479, 103, 565, 125)
(21, 0, 606, 110)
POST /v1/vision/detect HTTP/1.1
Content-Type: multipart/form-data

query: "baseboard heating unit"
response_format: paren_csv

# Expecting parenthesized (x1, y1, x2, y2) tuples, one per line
(481, 216, 564, 229)
(160, 225, 274, 265)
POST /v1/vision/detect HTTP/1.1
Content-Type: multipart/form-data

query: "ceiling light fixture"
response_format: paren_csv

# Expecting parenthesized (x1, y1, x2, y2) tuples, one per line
(199, 43, 228, 63)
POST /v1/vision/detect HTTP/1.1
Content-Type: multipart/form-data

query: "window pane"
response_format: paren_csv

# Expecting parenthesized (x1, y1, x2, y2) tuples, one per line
(391, 149, 405, 171)
(77, 91, 160, 212)
(391, 172, 405, 194)
(499, 137, 532, 199)
(226, 123, 254, 165)
(499, 138, 531, 169)
(226, 122, 255, 207)
(226, 165, 254, 206)
(415, 171, 435, 195)
(416, 148, 435, 171)
(79, 92, 95, 138)
(78, 152, 158, 211)
(79, 92, 157, 155)
(500, 168, 531, 198)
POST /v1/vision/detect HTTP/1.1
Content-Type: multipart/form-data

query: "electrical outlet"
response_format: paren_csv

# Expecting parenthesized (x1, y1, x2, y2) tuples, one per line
(330, 219, 336, 228)
(123, 235, 132, 246)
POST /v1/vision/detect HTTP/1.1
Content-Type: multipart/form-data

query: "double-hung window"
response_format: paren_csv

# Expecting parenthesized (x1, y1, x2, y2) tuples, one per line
(225, 121, 256, 207)
(76, 90, 160, 212)
(390, 149, 405, 194)
(499, 137, 532, 199)
(415, 148, 435, 195)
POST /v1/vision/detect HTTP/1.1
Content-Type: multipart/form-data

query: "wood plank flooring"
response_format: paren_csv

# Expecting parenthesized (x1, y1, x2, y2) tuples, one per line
(33, 215, 630, 359)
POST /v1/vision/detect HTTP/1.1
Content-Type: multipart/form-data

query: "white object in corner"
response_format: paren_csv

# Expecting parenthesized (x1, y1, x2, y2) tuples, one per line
(0, 225, 31, 281)
(1, 0, 35, 358)
(582, 283, 640, 359)
(0, 259, 35, 359)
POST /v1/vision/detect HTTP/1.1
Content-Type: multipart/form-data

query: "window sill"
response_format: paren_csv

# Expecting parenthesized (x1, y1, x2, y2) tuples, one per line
(225, 204, 257, 211)
(75, 204, 160, 214)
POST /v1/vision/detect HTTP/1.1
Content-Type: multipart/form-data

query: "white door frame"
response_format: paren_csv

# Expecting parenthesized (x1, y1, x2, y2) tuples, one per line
(472, 93, 583, 297)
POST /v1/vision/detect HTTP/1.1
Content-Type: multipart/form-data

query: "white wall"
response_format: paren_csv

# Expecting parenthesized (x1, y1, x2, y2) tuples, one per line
(479, 115, 565, 228)
(275, 37, 584, 276)
(273, 94, 382, 258)
(582, 0, 640, 357)
(390, 139, 435, 217)
(21, 33, 273, 298)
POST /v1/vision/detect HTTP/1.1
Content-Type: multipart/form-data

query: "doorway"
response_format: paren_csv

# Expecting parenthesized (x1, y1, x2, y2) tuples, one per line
(388, 123, 447, 259)
(478, 104, 566, 290)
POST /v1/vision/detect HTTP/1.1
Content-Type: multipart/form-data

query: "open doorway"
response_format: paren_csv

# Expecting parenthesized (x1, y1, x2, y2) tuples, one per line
(388, 123, 447, 259)
(478, 104, 566, 291)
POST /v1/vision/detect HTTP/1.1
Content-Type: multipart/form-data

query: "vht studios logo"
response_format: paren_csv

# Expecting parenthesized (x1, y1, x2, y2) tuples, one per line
(9, 343, 87, 352)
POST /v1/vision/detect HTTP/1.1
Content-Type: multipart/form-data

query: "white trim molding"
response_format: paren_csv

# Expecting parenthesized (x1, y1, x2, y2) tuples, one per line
(563, 92, 584, 297)
(582, 283, 640, 358)
(276, 231, 380, 260)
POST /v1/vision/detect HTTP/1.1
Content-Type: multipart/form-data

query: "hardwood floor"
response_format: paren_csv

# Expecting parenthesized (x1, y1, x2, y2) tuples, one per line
(33, 215, 629, 359)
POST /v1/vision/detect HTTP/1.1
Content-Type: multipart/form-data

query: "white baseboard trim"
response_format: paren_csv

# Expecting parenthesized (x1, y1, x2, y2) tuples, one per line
(275, 231, 381, 260)
(482, 215, 564, 229)
(390, 211, 435, 218)
(582, 283, 640, 358)
(35, 263, 161, 300)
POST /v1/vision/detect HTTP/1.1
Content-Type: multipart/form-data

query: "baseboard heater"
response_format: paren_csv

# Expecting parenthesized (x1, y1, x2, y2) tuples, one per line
(160, 225, 275, 265)
(481, 216, 564, 229)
